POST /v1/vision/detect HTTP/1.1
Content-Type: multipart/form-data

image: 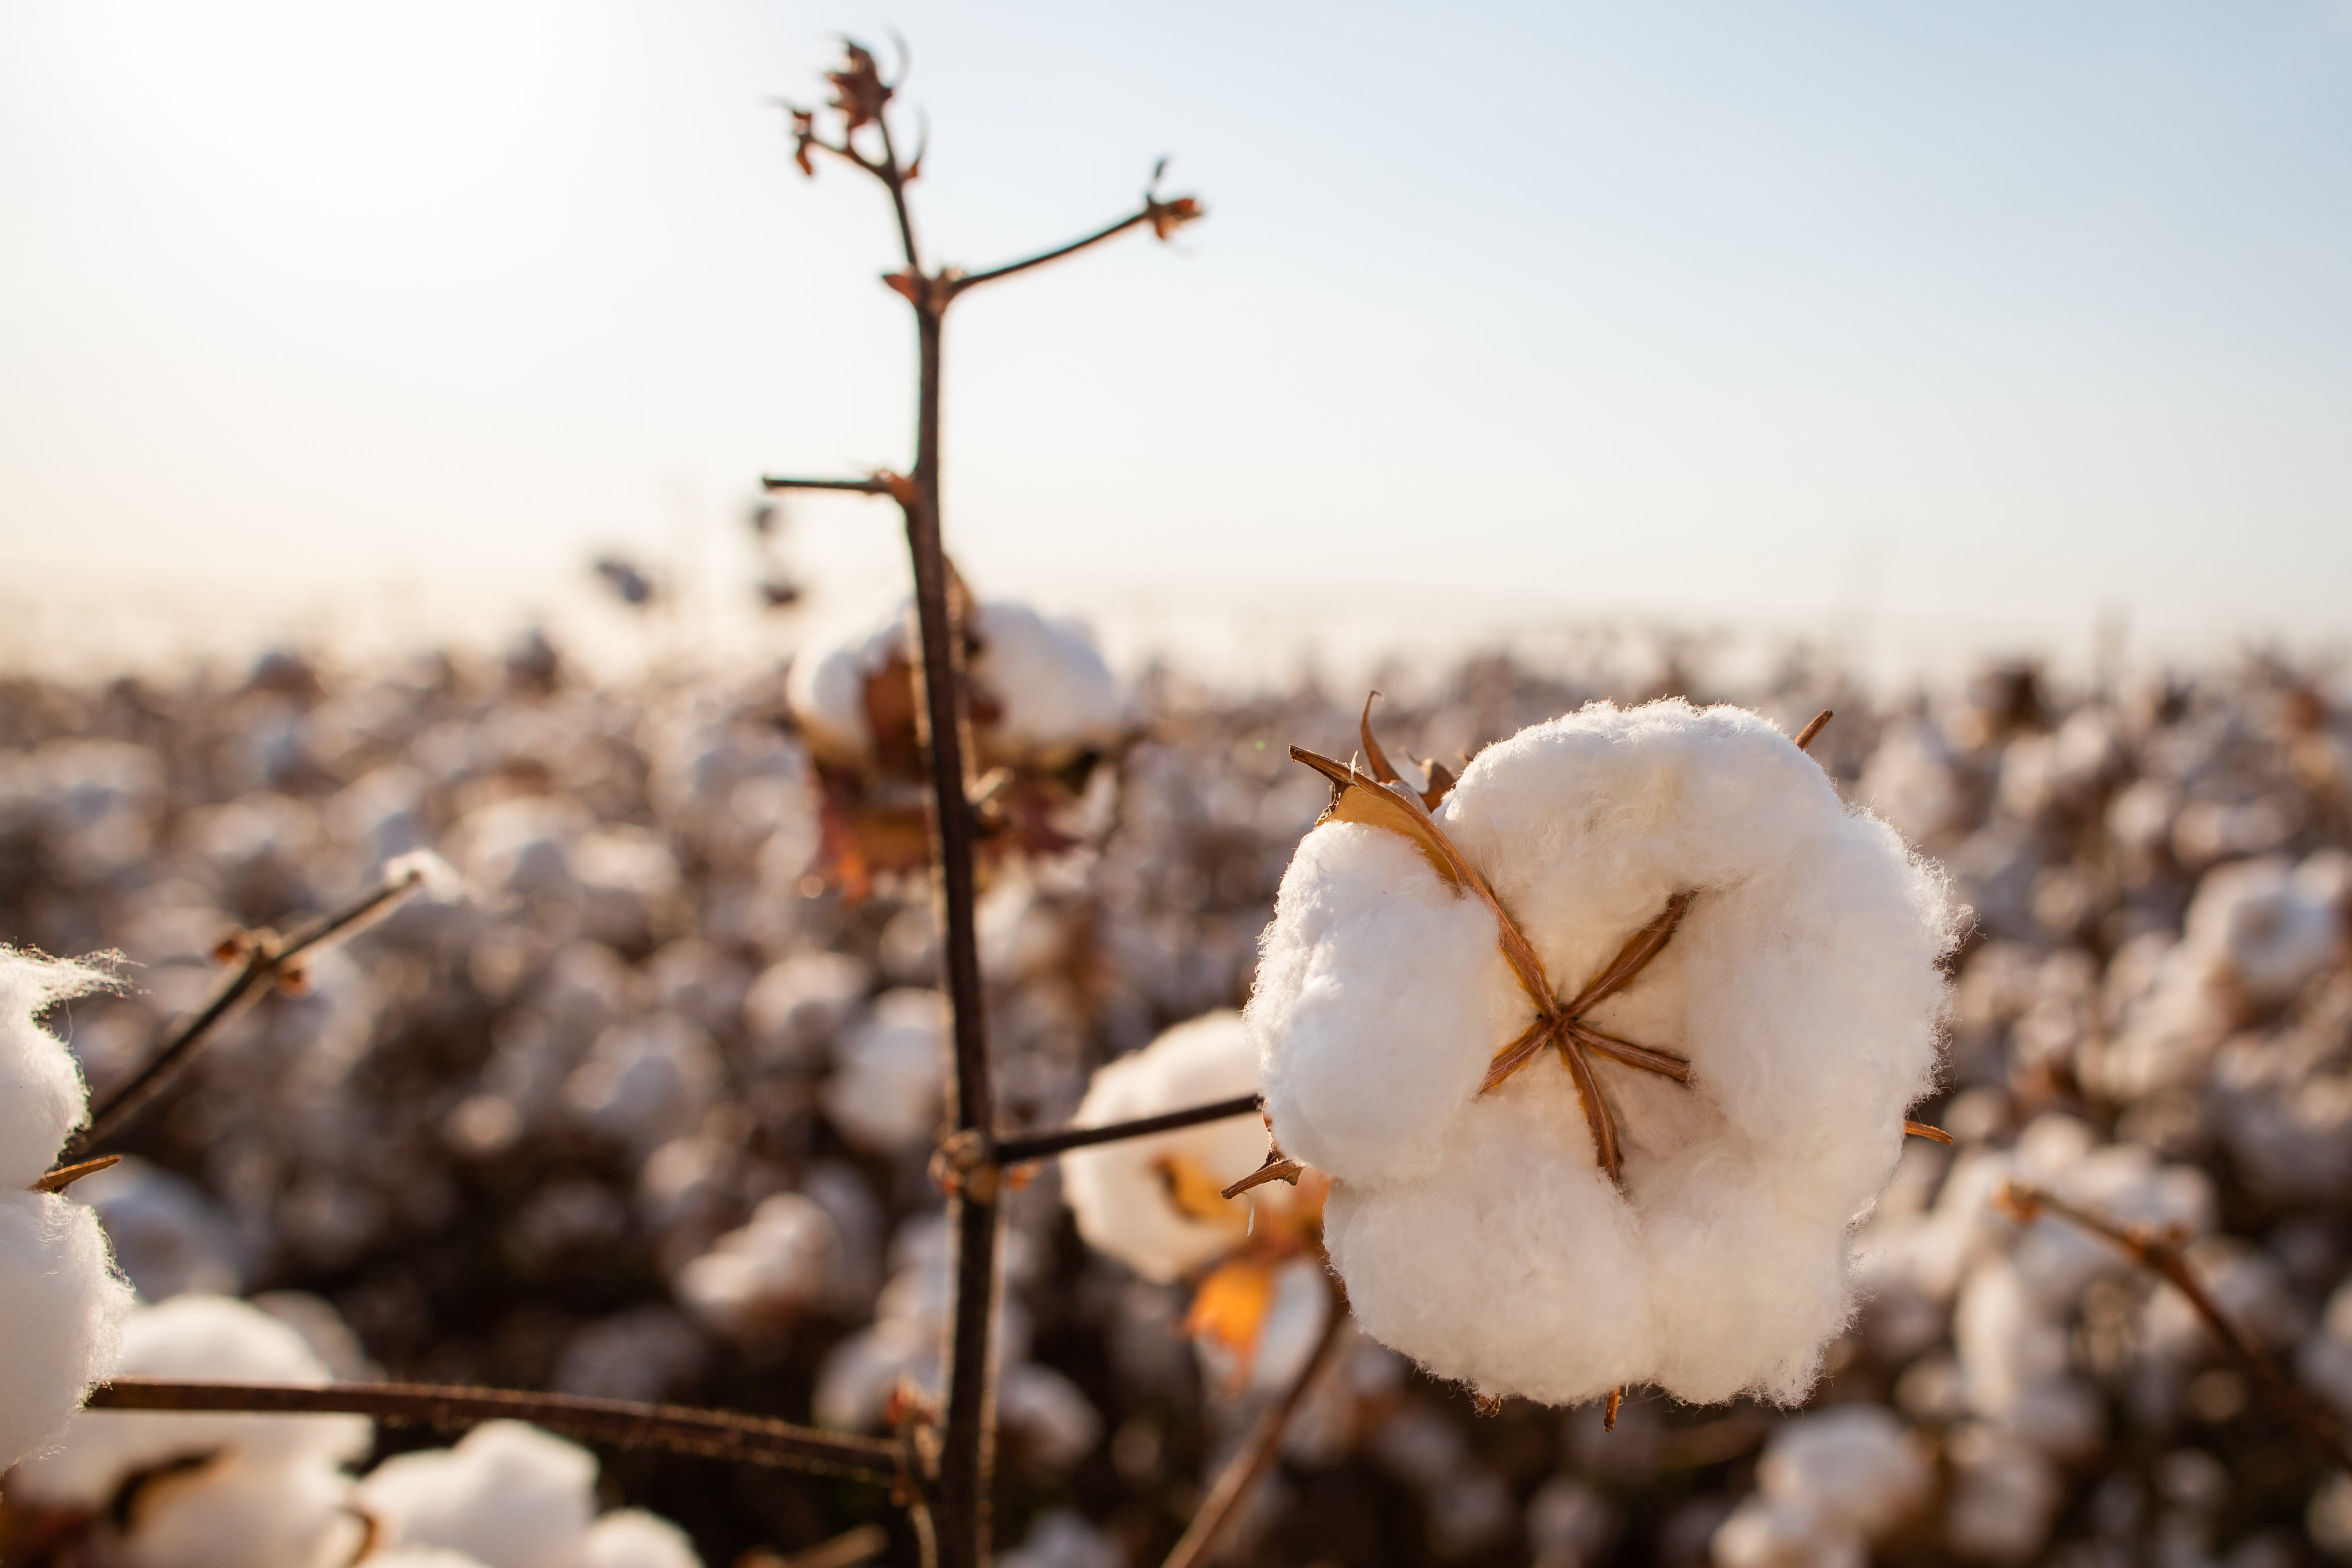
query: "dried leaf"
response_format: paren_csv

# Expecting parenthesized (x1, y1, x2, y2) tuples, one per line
(1155, 1154, 1250, 1233)
(1419, 756, 1457, 805)
(1146, 195, 1204, 241)
(826, 43, 892, 130)
(1183, 1258, 1276, 1377)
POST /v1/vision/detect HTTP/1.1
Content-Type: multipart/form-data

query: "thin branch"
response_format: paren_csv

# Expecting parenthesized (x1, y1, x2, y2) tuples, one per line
(74, 868, 434, 1156)
(87, 1379, 903, 1486)
(997, 1093, 1263, 1164)
(1995, 1180, 2352, 1474)
(1160, 1289, 1351, 1568)
(33, 1154, 120, 1193)
(947, 209, 1154, 295)
(761, 475, 892, 495)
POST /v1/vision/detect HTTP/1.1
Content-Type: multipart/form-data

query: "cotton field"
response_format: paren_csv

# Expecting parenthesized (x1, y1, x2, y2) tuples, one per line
(4, 626, 2352, 1567)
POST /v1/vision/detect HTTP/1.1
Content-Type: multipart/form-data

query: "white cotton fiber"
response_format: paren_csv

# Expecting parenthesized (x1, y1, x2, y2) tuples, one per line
(118, 1454, 368, 1568)
(355, 1419, 597, 1568)
(0, 1190, 135, 1471)
(822, 988, 947, 1152)
(10, 1292, 367, 1505)
(1059, 1010, 1271, 1284)
(1248, 700, 1958, 1408)
(784, 596, 1124, 769)
(0, 946, 115, 1190)
(675, 1191, 841, 1338)
(2183, 854, 2343, 1006)
(580, 1508, 705, 1568)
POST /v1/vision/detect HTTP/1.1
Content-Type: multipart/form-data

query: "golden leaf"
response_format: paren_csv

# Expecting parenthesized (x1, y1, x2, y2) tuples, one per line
(1155, 1154, 1250, 1233)
(1183, 1258, 1275, 1376)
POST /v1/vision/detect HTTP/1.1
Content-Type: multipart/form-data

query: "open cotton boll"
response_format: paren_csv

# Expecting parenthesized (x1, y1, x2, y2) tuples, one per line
(2183, 855, 2343, 1006)
(1749, 1405, 1932, 1540)
(822, 988, 947, 1152)
(967, 601, 1127, 766)
(1711, 1496, 1864, 1568)
(355, 1420, 597, 1568)
(1249, 700, 1958, 1408)
(0, 946, 115, 1190)
(675, 1191, 840, 1338)
(784, 601, 908, 766)
(0, 1190, 134, 1471)
(117, 1455, 366, 1568)
(10, 1293, 367, 1506)
(563, 1014, 721, 1156)
(1060, 1010, 1271, 1283)
(580, 1508, 705, 1568)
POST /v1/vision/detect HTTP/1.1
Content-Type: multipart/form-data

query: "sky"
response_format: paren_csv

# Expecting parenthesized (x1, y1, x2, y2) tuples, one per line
(5, 1, 2352, 680)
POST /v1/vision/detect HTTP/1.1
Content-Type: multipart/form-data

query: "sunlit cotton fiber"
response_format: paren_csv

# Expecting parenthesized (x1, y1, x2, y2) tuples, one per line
(1247, 699, 1958, 1407)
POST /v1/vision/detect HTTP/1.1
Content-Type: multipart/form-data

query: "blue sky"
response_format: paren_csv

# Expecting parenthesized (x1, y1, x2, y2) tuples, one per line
(5, 1, 2351, 671)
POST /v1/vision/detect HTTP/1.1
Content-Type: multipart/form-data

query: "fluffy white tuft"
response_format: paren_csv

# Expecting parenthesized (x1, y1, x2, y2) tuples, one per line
(1059, 1010, 1271, 1284)
(0, 1190, 136, 1471)
(115, 1454, 368, 1568)
(579, 1508, 705, 1568)
(675, 1192, 841, 1338)
(0, 946, 116, 1190)
(384, 848, 467, 903)
(1712, 1406, 1930, 1567)
(1248, 700, 1959, 1407)
(10, 1293, 366, 1505)
(355, 1420, 597, 1568)
(822, 988, 947, 1152)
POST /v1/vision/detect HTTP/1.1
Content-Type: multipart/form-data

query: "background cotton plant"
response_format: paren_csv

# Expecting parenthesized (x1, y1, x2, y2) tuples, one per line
(1248, 699, 1959, 1410)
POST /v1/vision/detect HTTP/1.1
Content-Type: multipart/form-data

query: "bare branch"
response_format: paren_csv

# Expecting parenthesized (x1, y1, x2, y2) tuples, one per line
(87, 1378, 903, 1485)
(74, 866, 436, 1156)
(761, 475, 893, 495)
(947, 208, 1156, 296)
(1995, 1180, 2352, 1474)
(996, 1093, 1262, 1164)
(1160, 1289, 1350, 1568)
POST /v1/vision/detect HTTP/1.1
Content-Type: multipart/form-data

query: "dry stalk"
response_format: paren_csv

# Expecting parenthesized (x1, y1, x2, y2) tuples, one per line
(760, 41, 1202, 1568)
(997, 1093, 1263, 1165)
(86, 1379, 903, 1485)
(1995, 1179, 2352, 1474)
(1159, 1282, 1351, 1568)
(72, 862, 441, 1156)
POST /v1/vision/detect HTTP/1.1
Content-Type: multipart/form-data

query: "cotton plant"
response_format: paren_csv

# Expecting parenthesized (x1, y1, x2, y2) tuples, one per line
(785, 593, 1131, 895)
(1059, 1009, 1332, 1389)
(1245, 698, 1959, 1411)
(0, 948, 137, 1473)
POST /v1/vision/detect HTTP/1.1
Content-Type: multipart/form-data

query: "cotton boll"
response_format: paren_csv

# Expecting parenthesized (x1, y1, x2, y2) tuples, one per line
(2185, 856, 2341, 1007)
(1859, 721, 1967, 849)
(356, 1420, 597, 1568)
(998, 1362, 1104, 1472)
(0, 946, 114, 1190)
(449, 796, 588, 901)
(365, 1554, 497, 1568)
(1711, 1496, 1864, 1568)
(563, 1015, 721, 1156)
(1252, 700, 1956, 1407)
(2298, 1280, 2352, 1420)
(744, 951, 870, 1067)
(580, 1509, 704, 1568)
(384, 848, 466, 903)
(1944, 1423, 2063, 1561)
(1527, 1475, 1617, 1568)
(118, 1455, 366, 1568)
(1247, 828, 1521, 1184)
(1061, 1010, 1269, 1283)
(0, 1190, 134, 1472)
(1751, 1405, 1932, 1540)
(993, 1509, 1124, 1568)
(11, 1293, 366, 1506)
(969, 602, 1127, 766)
(675, 1192, 840, 1338)
(823, 988, 947, 1152)
(784, 600, 907, 766)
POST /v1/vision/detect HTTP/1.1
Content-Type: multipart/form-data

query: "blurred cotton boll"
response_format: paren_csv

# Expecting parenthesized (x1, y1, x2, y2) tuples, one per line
(822, 986, 947, 1152)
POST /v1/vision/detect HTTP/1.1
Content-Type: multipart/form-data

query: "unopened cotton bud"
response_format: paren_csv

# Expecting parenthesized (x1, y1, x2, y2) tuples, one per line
(1248, 700, 1958, 1408)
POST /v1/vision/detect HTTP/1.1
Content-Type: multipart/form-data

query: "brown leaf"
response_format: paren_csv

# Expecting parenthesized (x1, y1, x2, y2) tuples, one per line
(882, 272, 922, 305)
(826, 44, 892, 131)
(1419, 756, 1457, 804)
(1147, 195, 1204, 241)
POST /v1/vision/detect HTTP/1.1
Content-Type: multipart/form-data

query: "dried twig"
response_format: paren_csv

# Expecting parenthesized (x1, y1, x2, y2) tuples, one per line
(1159, 1287, 1351, 1568)
(1995, 1179, 2352, 1473)
(32, 1154, 120, 1193)
(997, 1093, 1263, 1164)
(87, 1379, 902, 1485)
(72, 864, 439, 1156)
